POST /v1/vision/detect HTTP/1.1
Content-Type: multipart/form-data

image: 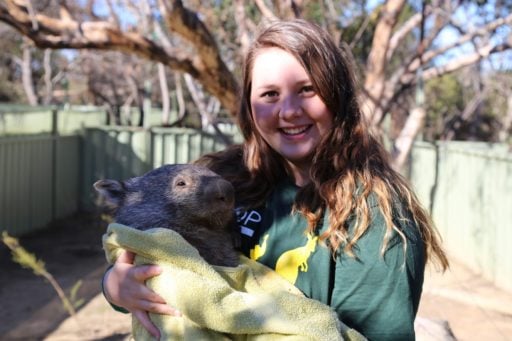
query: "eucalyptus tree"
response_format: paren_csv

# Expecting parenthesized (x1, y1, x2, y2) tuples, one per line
(1, 0, 510, 168)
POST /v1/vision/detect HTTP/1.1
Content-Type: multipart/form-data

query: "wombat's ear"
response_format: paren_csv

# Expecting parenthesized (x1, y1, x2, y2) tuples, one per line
(93, 179, 125, 208)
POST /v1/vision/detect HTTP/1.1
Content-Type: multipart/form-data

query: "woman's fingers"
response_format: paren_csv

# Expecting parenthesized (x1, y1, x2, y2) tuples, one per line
(131, 272, 180, 315)
(131, 263, 163, 282)
(116, 250, 135, 264)
(123, 262, 179, 315)
(132, 302, 182, 339)
(137, 284, 167, 304)
(139, 299, 180, 316)
(107, 250, 182, 336)
(133, 309, 161, 339)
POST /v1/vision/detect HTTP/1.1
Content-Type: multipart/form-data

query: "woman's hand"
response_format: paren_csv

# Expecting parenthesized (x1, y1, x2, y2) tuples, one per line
(103, 250, 181, 338)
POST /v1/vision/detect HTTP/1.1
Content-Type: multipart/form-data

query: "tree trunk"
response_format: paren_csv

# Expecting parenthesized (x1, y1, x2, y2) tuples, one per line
(184, 73, 231, 145)
(21, 39, 38, 106)
(363, 0, 406, 124)
(42, 48, 52, 105)
(158, 63, 171, 126)
(391, 106, 426, 171)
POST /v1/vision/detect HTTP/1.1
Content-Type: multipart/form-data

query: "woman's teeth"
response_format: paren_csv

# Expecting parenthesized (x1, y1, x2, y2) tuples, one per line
(281, 126, 308, 135)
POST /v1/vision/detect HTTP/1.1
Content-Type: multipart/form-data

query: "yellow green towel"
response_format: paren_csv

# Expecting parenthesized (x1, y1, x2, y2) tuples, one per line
(103, 223, 366, 340)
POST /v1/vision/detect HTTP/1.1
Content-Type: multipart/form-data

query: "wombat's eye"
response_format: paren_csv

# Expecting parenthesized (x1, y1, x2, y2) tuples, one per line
(176, 180, 186, 187)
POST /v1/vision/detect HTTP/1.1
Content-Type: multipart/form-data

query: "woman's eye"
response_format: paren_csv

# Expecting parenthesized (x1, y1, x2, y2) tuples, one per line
(261, 90, 278, 98)
(300, 85, 315, 94)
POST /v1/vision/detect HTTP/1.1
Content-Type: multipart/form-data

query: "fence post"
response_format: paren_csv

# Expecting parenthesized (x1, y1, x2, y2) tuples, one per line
(51, 107, 58, 221)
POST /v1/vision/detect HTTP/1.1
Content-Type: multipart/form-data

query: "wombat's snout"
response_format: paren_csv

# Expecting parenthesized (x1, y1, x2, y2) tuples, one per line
(205, 178, 235, 208)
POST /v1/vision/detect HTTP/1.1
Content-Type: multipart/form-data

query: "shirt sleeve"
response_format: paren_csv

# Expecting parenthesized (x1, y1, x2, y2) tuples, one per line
(330, 206, 425, 341)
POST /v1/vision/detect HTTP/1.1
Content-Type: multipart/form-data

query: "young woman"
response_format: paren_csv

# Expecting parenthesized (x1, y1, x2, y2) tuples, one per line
(103, 19, 448, 340)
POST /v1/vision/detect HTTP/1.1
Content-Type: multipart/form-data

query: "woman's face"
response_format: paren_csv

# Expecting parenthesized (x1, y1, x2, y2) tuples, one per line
(250, 47, 333, 178)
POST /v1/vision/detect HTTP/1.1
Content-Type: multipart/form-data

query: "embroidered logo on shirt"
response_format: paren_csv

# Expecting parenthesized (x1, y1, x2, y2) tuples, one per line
(250, 234, 269, 260)
(275, 233, 318, 284)
(250, 232, 319, 285)
(236, 208, 262, 237)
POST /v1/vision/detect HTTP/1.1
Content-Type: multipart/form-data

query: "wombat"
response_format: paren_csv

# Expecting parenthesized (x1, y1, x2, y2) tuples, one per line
(94, 164, 239, 267)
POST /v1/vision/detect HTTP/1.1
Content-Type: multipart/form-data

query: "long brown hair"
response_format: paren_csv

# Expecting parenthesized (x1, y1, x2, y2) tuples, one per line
(197, 19, 448, 270)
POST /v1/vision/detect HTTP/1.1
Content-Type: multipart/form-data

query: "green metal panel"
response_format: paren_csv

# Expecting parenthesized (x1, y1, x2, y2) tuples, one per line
(0, 135, 56, 236)
(409, 142, 437, 212)
(80, 125, 236, 209)
(80, 127, 153, 210)
(149, 127, 235, 167)
(495, 160, 512, 290)
(58, 107, 107, 133)
(81, 127, 234, 209)
(410, 141, 512, 292)
(2, 126, 511, 294)
(54, 136, 81, 218)
(0, 104, 107, 136)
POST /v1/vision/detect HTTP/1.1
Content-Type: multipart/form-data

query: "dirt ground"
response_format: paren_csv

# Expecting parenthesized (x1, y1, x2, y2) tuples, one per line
(1, 212, 512, 340)
(0, 212, 131, 341)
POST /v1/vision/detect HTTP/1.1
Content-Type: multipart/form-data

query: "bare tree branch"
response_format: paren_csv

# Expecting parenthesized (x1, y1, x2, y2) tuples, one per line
(21, 37, 38, 105)
(349, 10, 374, 50)
(385, 3, 445, 61)
(422, 42, 511, 81)
(174, 72, 186, 125)
(0, 0, 239, 115)
(416, 12, 512, 75)
(183, 73, 232, 145)
(444, 91, 483, 140)
(158, 63, 171, 125)
(156, 0, 238, 114)
(42, 48, 52, 105)
(234, 0, 251, 57)
(391, 106, 426, 170)
(104, 0, 121, 28)
(254, 0, 278, 21)
(363, 0, 407, 124)
(379, 13, 512, 125)
(1, 0, 511, 168)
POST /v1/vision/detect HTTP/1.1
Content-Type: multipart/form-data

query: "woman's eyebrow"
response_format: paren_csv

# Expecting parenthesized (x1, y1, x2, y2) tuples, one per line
(252, 84, 277, 91)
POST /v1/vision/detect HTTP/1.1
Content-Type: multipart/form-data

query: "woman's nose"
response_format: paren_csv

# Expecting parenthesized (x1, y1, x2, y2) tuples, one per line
(279, 94, 301, 119)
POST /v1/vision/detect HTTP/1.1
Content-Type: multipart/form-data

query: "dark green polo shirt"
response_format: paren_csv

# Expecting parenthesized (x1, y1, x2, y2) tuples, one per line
(237, 179, 425, 340)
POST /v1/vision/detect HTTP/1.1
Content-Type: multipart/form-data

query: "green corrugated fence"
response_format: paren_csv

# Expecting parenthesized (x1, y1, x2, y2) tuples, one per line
(0, 104, 204, 136)
(80, 126, 238, 210)
(1, 129, 511, 293)
(1, 126, 237, 235)
(0, 134, 80, 236)
(410, 141, 512, 292)
(0, 104, 107, 135)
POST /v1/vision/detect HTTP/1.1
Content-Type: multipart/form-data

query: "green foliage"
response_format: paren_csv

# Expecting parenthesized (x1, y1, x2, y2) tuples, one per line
(2, 232, 47, 276)
(424, 70, 509, 142)
(0, 25, 24, 102)
(339, 7, 379, 64)
(1, 231, 84, 316)
(0, 71, 24, 102)
(424, 74, 464, 140)
(302, 1, 324, 24)
(426, 74, 464, 115)
(387, 3, 419, 71)
(70, 280, 85, 310)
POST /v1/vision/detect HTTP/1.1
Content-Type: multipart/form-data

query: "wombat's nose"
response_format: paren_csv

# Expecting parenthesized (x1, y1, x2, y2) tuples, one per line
(209, 179, 235, 207)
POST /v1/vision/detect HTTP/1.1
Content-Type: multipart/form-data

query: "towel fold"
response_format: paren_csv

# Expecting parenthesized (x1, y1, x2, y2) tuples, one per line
(103, 223, 366, 340)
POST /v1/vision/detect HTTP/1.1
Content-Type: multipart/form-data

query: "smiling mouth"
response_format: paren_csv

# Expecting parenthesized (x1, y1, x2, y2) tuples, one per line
(280, 126, 310, 135)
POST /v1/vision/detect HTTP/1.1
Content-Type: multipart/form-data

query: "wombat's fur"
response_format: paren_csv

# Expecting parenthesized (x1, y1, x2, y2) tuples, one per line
(94, 164, 239, 267)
